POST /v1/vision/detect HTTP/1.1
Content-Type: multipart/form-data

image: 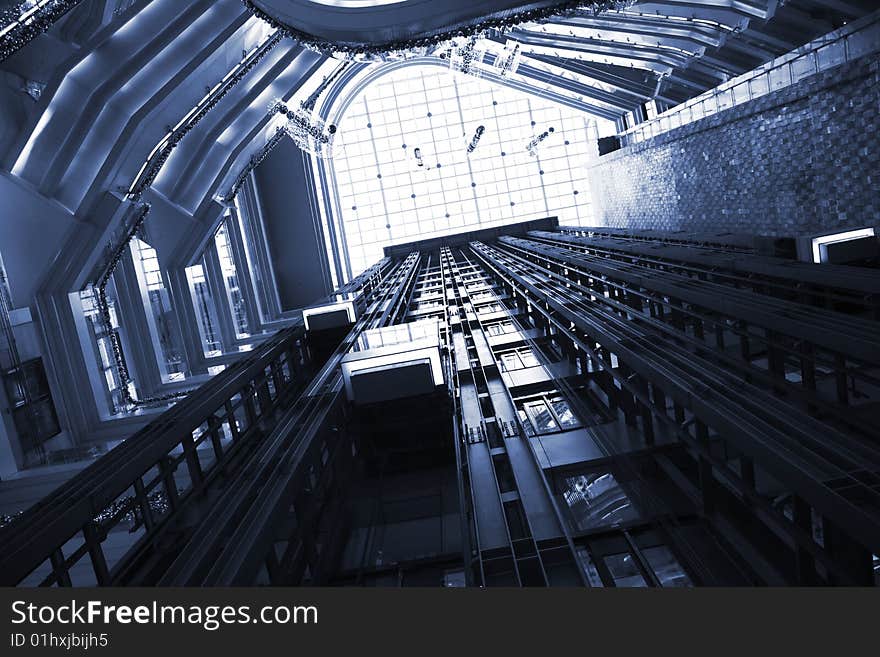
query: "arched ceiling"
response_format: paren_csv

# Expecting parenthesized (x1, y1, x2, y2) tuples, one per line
(248, 0, 575, 46)
(0, 0, 874, 287)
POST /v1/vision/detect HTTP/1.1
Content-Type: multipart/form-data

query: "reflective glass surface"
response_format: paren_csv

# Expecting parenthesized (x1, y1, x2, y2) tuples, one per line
(354, 318, 440, 351)
(604, 553, 647, 588)
(550, 396, 579, 428)
(562, 473, 639, 532)
(524, 400, 557, 433)
(643, 545, 693, 588)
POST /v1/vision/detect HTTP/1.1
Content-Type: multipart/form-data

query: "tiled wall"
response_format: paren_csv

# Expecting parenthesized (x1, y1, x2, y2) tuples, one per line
(587, 54, 880, 237)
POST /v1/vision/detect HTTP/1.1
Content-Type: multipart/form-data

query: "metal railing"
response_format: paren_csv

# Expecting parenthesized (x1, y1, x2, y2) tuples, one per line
(0, 324, 307, 586)
(0, 1, 86, 61)
(619, 11, 880, 147)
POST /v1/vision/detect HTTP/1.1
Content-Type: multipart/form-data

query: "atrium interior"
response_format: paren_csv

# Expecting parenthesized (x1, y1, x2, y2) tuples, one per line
(0, 0, 878, 587)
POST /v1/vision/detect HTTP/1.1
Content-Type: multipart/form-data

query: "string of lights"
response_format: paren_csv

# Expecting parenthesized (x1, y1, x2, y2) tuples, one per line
(241, 0, 632, 60)
(278, 59, 349, 158)
(126, 29, 284, 200)
(224, 59, 351, 201)
(89, 32, 293, 407)
(447, 34, 484, 77)
(223, 124, 290, 203)
(93, 203, 193, 409)
(0, 0, 85, 62)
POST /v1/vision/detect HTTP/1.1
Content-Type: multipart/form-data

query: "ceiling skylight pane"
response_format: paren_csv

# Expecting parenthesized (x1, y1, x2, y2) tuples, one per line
(325, 64, 609, 278)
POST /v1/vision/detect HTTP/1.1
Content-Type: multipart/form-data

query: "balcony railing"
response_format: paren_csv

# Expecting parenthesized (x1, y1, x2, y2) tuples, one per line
(0, 324, 306, 586)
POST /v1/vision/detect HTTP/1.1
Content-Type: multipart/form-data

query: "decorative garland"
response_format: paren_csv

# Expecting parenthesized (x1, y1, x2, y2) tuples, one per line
(1, 0, 86, 62)
(224, 124, 289, 203)
(89, 32, 290, 408)
(127, 30, 283, 200)
(94, 203, 193, 408)
(224, 59, 350, 200)
(241, 0, 630, 60)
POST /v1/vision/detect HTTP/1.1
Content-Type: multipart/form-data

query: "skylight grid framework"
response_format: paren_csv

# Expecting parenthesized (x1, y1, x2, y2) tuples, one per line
(324, 64, 609, 279)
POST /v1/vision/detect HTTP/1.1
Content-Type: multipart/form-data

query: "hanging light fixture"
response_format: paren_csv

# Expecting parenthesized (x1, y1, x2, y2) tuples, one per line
(492, 39, 522, 77)
(277, 59, 350, 159)
(447, 34, 486, 78)
(526, 126, 555, 157)
(467, 125, 486, 154)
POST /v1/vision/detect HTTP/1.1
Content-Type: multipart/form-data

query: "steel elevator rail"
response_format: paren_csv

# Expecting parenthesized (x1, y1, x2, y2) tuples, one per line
(533, 230, 880, 317)
(481, 242, 880, 501)
(470, 240, 880, 584)
(477, 265, 723, 585)
(503, 236, 880, 366)
(538, 230, 880, 307)
(446, 249, 541, 585)
(498, 236, 880, 442)
(451, 246, 587, 586)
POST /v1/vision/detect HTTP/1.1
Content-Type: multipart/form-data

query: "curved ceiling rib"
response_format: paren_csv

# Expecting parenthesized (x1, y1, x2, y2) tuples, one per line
(0, 0, 873, 261)
(248, 0, 575, 46)
(167, 49, 325, 215)
(54, 3, 254, 211)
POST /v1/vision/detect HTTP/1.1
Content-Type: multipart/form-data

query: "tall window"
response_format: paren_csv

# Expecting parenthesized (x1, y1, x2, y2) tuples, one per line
(185, 261, 222, 357)
(130, 238, 187, 382)
(215, 220, 250, 339)
(327, 65, 601, 277)
(78, 284, 134, 413)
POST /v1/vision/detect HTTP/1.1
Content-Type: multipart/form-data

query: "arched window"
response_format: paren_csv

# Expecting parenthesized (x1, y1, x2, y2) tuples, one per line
(323, 63, 612, 278)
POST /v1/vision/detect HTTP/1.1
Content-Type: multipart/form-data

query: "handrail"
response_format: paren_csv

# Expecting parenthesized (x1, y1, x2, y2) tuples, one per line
(0, 323, 306, 586)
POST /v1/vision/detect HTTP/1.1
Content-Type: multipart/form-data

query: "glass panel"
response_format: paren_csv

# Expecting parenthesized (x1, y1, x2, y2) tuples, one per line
(549, 396, 579, 429)
(790, 54, 817, 82)
(78, 281, 132, 414)
(186, 261, 222, 357)
(716, 89, 734, 112)
(355, 319, 439, 351)
(642, 545, 693, 588)
(326, 65, 605, 278)
(816, 41, 845, 71)
(604, 553, 647, 587)
(518, 349, 539, 368)
(732, 83, 750, 105)
(131, 239, 188, 382)
(561, 473, 639, 531)
(215, 220, 250, 339)
(524, 400, 557, 434)
(500, 352, 521, 372)
(518, 409, 535, 436)
(749, 73, 769, 98)
(768, 65, 790, 91)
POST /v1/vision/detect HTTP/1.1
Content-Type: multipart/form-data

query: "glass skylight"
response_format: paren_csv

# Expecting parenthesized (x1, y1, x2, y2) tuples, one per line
(325, 64, 608, 278)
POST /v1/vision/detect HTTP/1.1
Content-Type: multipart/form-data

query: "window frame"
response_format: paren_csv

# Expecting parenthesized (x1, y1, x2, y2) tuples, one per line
(515, 390, 582, 436)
